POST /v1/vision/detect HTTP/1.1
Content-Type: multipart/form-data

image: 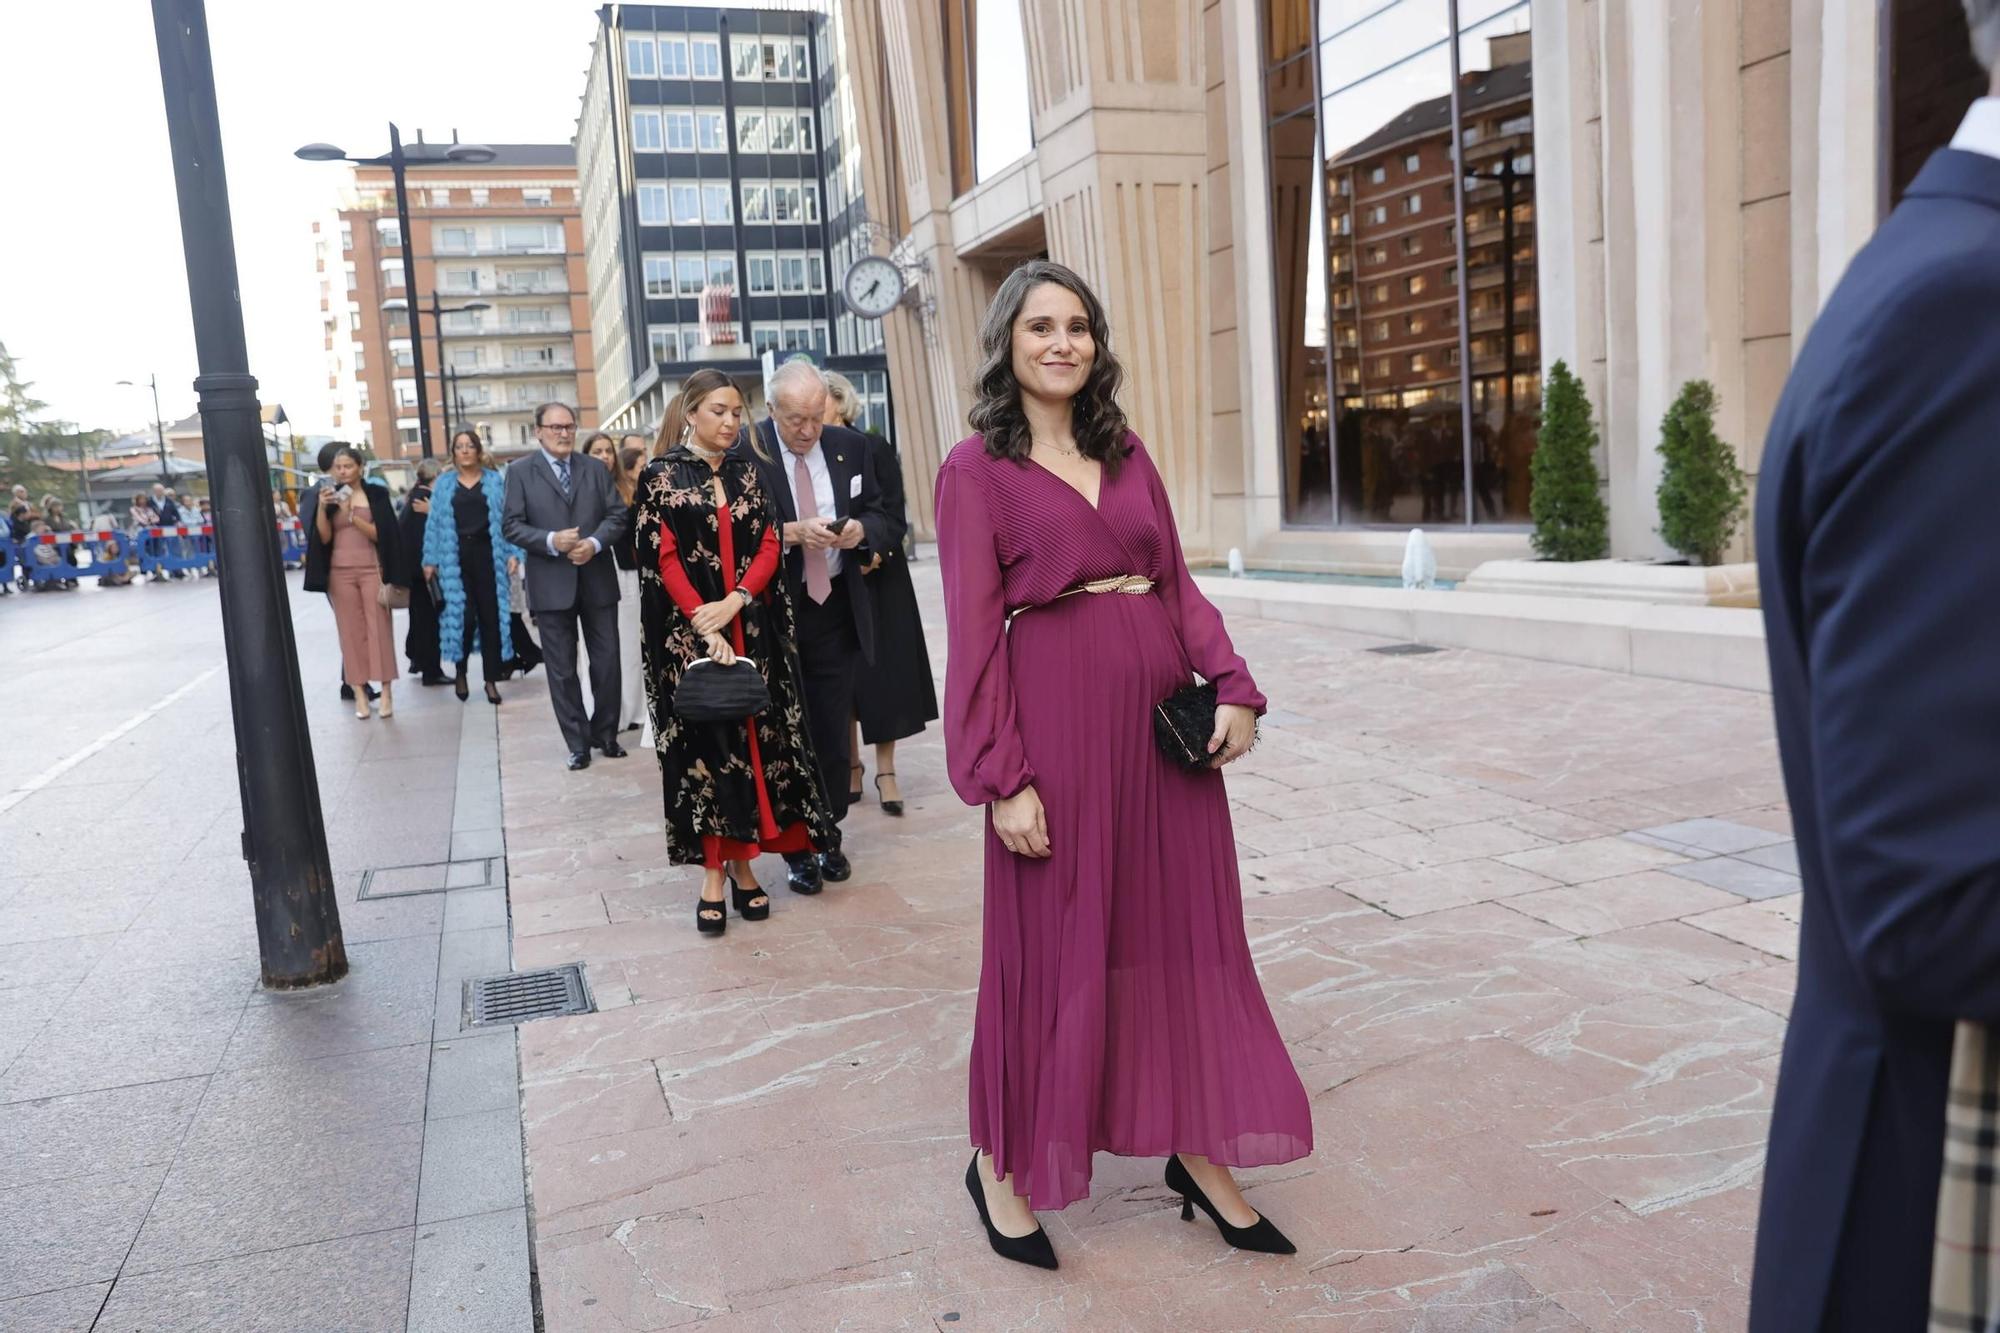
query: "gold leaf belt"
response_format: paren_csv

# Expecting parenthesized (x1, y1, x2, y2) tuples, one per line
(1006, 574, 1155, 623)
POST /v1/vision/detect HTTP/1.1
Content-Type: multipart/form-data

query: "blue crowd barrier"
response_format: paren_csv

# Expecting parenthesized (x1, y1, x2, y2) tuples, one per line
(19, 529, 136, 587)
(277, 518, 306, 568)
(138, 524, 217, 578)
(0, 532, 16, 590)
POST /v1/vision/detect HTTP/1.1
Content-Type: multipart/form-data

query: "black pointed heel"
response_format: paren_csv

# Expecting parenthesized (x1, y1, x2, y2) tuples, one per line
(454, 663, 469, 703)
(874, 772, 904, 817)
(696, 892, 726, 936)
(484, 682, 501, 706)
(1165, 1155, 1295, 1255)
(729, 876, 770, 921)
(965, 1155, 1057, 1270)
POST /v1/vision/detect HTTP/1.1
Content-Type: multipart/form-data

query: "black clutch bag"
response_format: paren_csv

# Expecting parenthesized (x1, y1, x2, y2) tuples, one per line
(425, 572, 444, 609)
(673, 657, 771, 722)
(1153, 680, 1258, 773)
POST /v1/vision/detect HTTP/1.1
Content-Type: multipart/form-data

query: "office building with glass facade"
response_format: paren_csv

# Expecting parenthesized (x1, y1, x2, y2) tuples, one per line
(844, 0, 1987, 573)
(575, 3, 892, 438)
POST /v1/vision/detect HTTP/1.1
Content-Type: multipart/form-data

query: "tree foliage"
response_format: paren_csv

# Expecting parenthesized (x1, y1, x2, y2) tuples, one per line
(1529, 359, 1610, 562)
(1656, 379, 1747, 566)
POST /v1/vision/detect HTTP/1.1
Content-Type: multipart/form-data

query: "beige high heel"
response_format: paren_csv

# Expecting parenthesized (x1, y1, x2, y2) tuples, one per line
(377, 685, 394, 719)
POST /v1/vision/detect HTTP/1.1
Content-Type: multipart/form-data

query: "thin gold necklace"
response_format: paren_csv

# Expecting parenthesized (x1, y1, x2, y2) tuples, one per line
(1034, 437, 1082, 459)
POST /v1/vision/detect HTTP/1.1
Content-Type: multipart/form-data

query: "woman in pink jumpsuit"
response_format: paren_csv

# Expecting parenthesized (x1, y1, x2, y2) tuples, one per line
(938, 260, 1311, 1270)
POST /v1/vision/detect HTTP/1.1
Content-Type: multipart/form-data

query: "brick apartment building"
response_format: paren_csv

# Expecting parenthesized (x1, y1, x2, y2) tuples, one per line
(313, 142, 599, 462)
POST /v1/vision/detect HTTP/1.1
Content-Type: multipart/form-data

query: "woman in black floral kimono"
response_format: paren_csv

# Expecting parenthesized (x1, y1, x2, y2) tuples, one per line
(636, 368, 835, 934)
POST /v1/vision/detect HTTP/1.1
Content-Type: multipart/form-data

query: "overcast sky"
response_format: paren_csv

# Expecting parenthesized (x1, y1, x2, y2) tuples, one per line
(0, 1, 607, 438)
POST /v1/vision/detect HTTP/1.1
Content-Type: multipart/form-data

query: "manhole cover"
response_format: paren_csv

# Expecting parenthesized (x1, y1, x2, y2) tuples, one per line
(463, 964, 594, 1028)
(359, 859, 500, 899)
(1369, 643, 1445, 656)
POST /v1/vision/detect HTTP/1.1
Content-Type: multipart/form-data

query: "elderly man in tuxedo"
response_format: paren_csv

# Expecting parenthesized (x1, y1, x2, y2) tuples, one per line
(737, 359, 888, 896)
(1750, 4, 2000, 1328)
(503, 401, 629, 771)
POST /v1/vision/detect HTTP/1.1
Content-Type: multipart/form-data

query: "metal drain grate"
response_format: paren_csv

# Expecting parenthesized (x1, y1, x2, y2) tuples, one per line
(1369, 643, 1445, 656)
(463, 964, 594, 1029)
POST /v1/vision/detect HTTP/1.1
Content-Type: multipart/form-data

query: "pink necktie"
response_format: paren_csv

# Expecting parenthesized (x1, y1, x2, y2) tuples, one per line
(793, 453, 832, 604)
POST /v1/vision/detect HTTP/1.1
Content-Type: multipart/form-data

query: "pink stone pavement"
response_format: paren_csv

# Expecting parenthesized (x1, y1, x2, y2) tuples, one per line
(497, 565, 1795, 1330)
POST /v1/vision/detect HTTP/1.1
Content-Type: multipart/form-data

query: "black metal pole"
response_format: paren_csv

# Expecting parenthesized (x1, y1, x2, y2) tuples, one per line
(150, 374, 171, 486)
(389, 123, 434, 460)
(431, 291, 450, 441)
(150, 0, 346, 989)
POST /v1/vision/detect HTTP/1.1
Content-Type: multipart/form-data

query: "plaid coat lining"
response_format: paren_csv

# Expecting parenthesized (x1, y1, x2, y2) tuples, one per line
(1933, 1022, 2000, 1331)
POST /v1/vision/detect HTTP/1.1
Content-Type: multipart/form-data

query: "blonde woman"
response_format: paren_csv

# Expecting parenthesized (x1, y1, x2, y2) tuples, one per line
(633, 368, 833, 932)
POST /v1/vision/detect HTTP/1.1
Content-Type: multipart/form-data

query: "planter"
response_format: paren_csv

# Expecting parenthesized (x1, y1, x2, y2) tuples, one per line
(1458, 557, 1759, 608)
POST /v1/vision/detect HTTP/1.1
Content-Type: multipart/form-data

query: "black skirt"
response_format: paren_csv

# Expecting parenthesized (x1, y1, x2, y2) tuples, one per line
(854, 550, 938, 745)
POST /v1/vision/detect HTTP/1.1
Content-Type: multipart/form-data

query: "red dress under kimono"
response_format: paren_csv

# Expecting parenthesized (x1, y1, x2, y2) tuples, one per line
(657, 504, 813, 870)
(936, 431, 1313, 1210)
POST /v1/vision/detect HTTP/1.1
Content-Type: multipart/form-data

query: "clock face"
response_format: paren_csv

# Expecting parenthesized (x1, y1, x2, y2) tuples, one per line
(843, 256, 905, 319)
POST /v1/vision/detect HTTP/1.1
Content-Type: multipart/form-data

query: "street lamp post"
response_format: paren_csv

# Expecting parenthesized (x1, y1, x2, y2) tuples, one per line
(150, 0, 347, 989)
(423, 293, 487, 444)
(296, 131, 496, 461)
(116, 373, 173, 486)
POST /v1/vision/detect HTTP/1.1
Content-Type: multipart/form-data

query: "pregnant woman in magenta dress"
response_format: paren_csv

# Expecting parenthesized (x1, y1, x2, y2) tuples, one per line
(937, 260, 1311, 1270)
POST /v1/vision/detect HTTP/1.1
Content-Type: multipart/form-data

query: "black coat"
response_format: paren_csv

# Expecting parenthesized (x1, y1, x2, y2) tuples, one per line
(1750, 147, 2000, 1331)
(396, 484, 433, 584)
(300, 480, 404, 594)
(735, 421, 888, 663)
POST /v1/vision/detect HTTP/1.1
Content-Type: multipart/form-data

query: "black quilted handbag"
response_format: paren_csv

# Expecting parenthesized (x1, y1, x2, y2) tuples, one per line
(672, 657, 771, 722)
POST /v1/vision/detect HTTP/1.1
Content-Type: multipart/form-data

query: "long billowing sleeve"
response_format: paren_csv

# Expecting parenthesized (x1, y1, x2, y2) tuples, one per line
(421, 490, 447, 568)
(1139, 445, 1266, 714)
(935, 460, 1036, 806)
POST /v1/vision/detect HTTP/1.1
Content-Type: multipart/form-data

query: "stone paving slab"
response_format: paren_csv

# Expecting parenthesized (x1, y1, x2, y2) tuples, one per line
(0, 576, 534, 1331)
(499, 561, 1798, 1330)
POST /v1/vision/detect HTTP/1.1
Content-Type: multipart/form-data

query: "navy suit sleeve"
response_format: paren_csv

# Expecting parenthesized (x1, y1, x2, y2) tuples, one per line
(1802, 258, 2000, 1021)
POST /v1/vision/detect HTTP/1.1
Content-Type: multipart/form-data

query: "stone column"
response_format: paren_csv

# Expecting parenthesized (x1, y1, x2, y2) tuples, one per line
(838, 0, 993, 540)
(1020, 0, 1217, 552)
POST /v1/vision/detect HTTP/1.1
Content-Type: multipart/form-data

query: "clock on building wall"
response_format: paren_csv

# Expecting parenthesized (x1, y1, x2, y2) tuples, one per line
(842, 255, 906, 319)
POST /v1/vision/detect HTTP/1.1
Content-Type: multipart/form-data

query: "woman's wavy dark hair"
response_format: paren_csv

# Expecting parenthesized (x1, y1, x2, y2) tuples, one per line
(968, 259, 1129, 473)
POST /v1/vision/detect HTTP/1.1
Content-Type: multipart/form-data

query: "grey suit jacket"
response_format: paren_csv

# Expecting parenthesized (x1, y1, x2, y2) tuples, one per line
(501, 450, 628, 614)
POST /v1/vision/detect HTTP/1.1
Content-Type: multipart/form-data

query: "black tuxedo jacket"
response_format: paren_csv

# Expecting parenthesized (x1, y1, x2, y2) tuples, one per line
(736, 420, 886, 662)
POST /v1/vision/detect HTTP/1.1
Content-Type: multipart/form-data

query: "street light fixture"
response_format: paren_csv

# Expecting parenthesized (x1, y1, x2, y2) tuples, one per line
(294, 128, 497, 459)
(115, 374, 174, 486)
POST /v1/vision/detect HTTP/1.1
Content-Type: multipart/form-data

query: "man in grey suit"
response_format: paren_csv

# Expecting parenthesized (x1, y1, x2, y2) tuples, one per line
(502, 402, 629, 771)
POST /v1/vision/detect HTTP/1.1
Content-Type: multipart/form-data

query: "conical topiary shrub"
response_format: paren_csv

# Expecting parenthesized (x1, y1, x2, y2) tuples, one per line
(1656, 379, 1747, 566)
(1529, 360, 1609, 562)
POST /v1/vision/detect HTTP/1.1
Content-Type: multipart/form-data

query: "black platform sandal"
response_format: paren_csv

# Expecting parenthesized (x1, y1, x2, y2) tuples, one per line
(696, 891, 727, 936)
(728, 876, 770, 921)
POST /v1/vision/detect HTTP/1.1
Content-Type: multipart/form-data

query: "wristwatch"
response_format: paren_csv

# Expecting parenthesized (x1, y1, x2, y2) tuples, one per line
(734, 587, 753, 606)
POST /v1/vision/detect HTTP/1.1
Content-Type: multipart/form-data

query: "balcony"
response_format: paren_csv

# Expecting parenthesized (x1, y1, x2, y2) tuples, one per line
(433, 242, 565, 259)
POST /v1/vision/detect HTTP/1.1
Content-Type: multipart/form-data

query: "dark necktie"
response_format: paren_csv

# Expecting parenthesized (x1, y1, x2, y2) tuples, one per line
(554, 456, 572, 499)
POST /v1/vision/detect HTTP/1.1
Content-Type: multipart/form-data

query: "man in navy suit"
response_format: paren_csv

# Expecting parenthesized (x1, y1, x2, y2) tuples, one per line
(1751, 6, 2000, 1327)
(736, 359, 888, 896)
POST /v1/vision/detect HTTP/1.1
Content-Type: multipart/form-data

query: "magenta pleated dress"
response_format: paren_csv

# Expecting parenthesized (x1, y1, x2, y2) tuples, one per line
(935, 431, 1313, 1211)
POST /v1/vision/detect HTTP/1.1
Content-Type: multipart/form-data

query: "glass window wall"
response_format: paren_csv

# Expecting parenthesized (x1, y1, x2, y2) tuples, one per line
(1263, 0, 1540, 527)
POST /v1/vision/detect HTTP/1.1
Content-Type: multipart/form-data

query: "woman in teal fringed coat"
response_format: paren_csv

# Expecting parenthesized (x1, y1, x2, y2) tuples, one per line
(422, 430, 523, 705)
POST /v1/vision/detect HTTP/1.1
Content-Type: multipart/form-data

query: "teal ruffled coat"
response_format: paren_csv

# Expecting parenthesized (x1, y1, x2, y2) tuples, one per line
(422, 469, 521, 664)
